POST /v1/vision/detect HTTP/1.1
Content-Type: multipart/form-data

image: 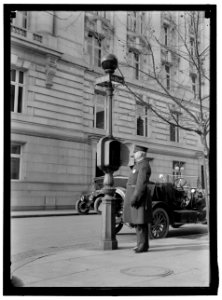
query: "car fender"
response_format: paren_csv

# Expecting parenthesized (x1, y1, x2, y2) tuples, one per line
(115, 187, 126, 200)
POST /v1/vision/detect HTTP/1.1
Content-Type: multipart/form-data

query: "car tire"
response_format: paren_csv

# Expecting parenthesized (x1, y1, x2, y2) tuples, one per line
(115, 222, 123, 235)
(94, 196, 103, 214)
(150, 207, 169, 239)
(75, 199, 90, 215)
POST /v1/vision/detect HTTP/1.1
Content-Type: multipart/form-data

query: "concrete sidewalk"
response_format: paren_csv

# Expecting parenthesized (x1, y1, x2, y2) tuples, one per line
(11, 227, 210, 288)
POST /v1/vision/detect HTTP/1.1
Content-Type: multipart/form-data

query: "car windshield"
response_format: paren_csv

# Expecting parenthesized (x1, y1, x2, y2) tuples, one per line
(94, 176, 128, 190)
(94, 177, 104, 190)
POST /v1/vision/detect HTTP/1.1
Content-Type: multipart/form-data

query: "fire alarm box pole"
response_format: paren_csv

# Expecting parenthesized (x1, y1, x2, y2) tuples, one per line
(95, 54, 123, 250)
(106, 77, 113, 138)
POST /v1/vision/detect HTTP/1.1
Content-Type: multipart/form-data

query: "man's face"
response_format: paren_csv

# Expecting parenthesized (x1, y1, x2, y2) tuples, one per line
(134, 151, 144, 161)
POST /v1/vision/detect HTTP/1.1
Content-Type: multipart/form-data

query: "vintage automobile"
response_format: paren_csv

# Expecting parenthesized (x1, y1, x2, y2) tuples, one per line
(76, 174, 207, 239)
(76, 175, 127, 234)
(76, 176, 127, 214)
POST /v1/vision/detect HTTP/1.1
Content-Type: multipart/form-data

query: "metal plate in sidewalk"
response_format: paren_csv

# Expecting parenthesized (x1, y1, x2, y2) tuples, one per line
(121, 266, 174, 278)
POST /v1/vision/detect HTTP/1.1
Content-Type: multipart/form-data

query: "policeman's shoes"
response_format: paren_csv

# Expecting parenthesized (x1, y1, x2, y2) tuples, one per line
(134, 249, 148, 253)
(133, 247, 149, 253)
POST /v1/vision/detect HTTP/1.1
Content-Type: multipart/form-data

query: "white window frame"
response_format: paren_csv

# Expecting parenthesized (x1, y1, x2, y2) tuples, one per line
(11, 143, 22, 180)
(11, 69, 25, 113)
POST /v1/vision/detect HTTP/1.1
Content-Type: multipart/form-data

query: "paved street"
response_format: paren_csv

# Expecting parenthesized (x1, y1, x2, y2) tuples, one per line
(11, 214, 208, 260)
(10, 214, 210, 289)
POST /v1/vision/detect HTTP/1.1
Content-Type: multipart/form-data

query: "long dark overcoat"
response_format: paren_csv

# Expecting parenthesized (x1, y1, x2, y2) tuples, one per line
(123, 158, 153, 225)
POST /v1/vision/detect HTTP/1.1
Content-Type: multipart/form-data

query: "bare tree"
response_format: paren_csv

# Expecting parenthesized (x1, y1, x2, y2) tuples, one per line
(118, 11, 210, 219)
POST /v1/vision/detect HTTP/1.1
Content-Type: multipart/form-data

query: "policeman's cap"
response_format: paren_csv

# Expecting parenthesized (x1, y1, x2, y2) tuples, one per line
(133, 145, 148, 153)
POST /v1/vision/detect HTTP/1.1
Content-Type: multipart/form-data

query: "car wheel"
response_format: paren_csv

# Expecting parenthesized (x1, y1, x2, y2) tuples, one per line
(75, 199, 90, 214)
(94, 194, 124, 234)
(150, 207, 169, 239)
(94, 196, 103, 214)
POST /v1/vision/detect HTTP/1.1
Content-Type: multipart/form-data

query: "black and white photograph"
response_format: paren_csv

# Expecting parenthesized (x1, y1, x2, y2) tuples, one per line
(3, 2, 218, 296)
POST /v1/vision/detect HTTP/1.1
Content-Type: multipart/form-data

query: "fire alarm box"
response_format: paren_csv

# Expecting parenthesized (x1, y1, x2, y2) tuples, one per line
(97, 137, 121, 172)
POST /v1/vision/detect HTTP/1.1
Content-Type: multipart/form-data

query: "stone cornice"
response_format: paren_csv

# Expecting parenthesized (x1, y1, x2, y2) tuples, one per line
(11, 35, 63, 58)
(11, 118, 87, 144)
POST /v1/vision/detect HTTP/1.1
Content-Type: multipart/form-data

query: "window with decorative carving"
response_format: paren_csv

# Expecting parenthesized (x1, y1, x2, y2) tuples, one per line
(11, 143, 22, 180)
(11, 69, 25, 113)
(136, 102, 148, 137)
(87, 33, 103, 67)
(93, 93, 106, 130)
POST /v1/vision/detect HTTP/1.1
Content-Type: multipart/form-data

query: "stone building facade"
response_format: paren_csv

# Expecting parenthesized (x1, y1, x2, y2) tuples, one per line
(10, 10, 209, 210)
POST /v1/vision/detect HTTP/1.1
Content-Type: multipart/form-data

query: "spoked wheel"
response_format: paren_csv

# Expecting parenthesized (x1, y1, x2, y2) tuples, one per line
(114, 193, 124, 234)
(150, 207, 169, 239)
(94, 194, 124, 234)
(75, 199, 90, 215)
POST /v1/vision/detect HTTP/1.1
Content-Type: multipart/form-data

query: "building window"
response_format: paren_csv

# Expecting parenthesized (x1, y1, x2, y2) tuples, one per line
(93, 93, 106, 130)
(201, 165, 205, 189)
(99, 11, 110, 20)
(132, 52, 140, 80)
(136, 103, 148, 137)
(11, 69, 24, 113)
(165, 65, 170, 90)
(127, 11, 137, 33)
(11, 143, 22, 180)
(190, 38, 195, 57)
(173, 161, 185, 176)
(191, 75, 197, 96)
(12, 11, 28, 29)
(87, 33, 103, 67)
(170, 122, 179, 142)
(164, 26, 168, 46)
(138, 12, 145, 35)
(127, 11, 145, 34)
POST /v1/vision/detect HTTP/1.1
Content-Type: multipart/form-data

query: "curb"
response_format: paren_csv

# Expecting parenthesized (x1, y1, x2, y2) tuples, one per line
(11, 211, 98, 219)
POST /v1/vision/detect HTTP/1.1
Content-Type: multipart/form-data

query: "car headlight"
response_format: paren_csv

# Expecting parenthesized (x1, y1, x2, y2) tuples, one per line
(89, 194, 94, 200)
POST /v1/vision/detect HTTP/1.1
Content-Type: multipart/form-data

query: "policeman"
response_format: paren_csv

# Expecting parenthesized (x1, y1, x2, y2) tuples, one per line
(123, 145, 152, 253)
